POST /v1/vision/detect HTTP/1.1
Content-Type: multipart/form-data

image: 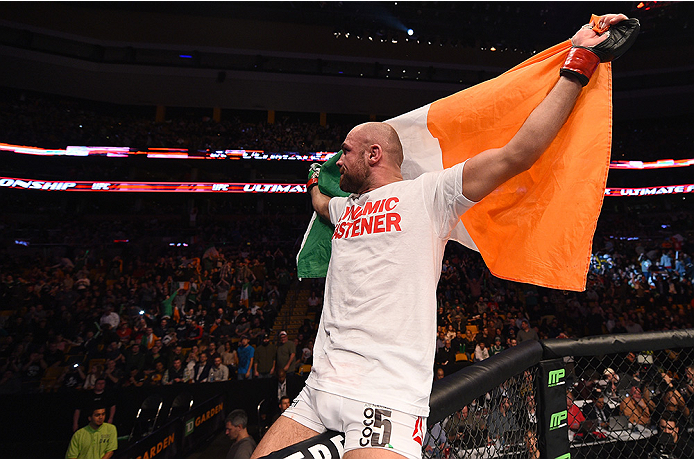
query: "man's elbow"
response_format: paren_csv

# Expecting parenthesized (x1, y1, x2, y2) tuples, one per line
(504, 146, 540, 174)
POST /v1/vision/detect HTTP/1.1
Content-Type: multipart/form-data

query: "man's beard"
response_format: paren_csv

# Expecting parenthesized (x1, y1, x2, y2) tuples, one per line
(339, 162, 368, 194)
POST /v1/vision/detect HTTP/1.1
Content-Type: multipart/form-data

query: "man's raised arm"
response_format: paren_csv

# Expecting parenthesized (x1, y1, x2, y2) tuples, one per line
(462, 13, 637, 203)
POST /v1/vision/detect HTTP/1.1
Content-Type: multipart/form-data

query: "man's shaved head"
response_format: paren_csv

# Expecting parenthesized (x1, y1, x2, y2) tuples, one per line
(338, 122, 405, 194)
(351, 122, 404, 167)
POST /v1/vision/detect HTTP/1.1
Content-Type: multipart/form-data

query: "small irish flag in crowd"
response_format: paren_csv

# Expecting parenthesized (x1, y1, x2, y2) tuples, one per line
(298, 40, 612, 292)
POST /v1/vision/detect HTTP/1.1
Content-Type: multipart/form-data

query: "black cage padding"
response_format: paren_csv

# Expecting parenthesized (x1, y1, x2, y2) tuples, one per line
(428, 339, 543, 424)
(541, 329, 694, 359)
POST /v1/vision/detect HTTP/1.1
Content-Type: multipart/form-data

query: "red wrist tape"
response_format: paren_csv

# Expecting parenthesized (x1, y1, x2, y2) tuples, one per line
(307, 176, 319, 190)
(560, 47, 600, 87)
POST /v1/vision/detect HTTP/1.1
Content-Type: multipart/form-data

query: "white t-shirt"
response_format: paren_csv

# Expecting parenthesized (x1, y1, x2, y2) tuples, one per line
(305, 162, 476, 416)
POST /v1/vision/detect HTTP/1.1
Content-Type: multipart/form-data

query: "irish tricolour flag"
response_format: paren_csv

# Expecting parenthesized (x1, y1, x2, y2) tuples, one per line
(298, 40, 612, 292)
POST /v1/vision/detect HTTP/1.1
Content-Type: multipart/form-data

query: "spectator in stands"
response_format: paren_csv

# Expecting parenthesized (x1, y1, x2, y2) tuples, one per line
(602, 368, 621, 401)
(444, 406, 485, 449)
(307, 292, 322, 312)
(435, 338, 457, 375)
(274, 367, 302, 404)
(186, 319, 204, 344)
(82, 363, 103, 390)
(619, 351, 642, 383)
(583, 391, 611, 429)
(206, 341, 221, 361)
(103, 341, 124, 367)
(162, 357, 187, 384)
(44, 340, 65, 368)
(435, 329, 446, 352)
(103, 359, 122, 389)
(625, 316, 645, 334)
(490, 336, 504, 355)
(275, 331, 296, 374)
(21, 350, 47, 390)
(220, 341, 238, 377)
(146, 361, 166, 385)
(254, 333, 276, 378)
(620, 385, 654, 426)
(680, 365, 694, 406)
(209, 356, 229, 382)
(191, 352, 211, 383)
(99, 305, 120, 331)
(525, 429, 540, 459)
(424, 420, 447, 457)
(122, 365, 144, 387)
(225, 409, 257, 459)
(0, 369, 22, 394)
(237, 336, 255, 380)
(651, 411, 694, 458)
(166, 344, 185, 369)
(461, 328, 477, 361)
(487, 396, 519, 444)
(657, 373, 690, 425)
(124, 343, 145, 373)
(474, 341, 489, 362)
(72, 377, 116, 432)
(566, 389, 586, 431)
(278, 395, 291, 414)
(140, 327, 158, 350)
(66, 403, 118, 459)
(517, 319, 539, 343)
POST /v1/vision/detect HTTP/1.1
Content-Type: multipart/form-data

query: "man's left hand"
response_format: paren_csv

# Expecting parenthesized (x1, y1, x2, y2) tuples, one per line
(571, 14, 628, 48)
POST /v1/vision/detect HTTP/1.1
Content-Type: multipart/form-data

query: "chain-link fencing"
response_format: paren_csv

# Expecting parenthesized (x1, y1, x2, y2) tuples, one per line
(424, 331, 694, 459)
(424, 367, 540, 459)
(566, 347, 694, 459)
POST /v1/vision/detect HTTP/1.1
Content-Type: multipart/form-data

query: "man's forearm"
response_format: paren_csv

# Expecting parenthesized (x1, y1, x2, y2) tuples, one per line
(462, 75, 582, 202)
(310, 186, 331, 221)
(505, 75, 582, 171)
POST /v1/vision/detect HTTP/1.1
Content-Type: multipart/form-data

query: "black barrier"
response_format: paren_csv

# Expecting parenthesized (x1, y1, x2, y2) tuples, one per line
(114, 419, 180, 459)
(429, 339, 543, 424)
(262, 431, 345, 459)
(181, 393, 226, 454)
(541, 329, 694, 359)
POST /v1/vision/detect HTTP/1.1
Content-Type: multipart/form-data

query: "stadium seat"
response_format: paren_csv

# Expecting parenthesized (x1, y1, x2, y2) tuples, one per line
(298, 364, 312, 375)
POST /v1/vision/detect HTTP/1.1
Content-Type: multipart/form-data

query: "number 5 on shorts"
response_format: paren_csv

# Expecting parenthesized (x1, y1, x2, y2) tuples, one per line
(371, 409, 392, 447)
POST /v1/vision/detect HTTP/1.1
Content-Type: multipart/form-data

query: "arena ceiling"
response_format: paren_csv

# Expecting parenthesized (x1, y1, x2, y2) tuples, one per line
(0, 1, 692, 119)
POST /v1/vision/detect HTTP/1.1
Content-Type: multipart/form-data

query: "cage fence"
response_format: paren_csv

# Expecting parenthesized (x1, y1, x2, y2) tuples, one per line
(565, 347, 694, 459)
(424, 346, 694, 459)
(423, 366, 540, 459)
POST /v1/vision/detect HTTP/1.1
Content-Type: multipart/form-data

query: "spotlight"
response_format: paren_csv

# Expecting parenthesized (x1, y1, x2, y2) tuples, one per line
(407, 28, 414, 36)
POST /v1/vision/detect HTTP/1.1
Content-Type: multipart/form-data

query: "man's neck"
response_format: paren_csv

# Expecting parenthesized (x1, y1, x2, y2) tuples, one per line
(235, 430, 249, 442)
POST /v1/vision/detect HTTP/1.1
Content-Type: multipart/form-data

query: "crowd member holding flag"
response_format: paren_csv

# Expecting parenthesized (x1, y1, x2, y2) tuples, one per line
(253, 13, 638, 459)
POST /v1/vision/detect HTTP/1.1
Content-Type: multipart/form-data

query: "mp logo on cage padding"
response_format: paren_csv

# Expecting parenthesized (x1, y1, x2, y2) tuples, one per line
(549, 410, 568, 431)
(547, 369, 565, 387)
